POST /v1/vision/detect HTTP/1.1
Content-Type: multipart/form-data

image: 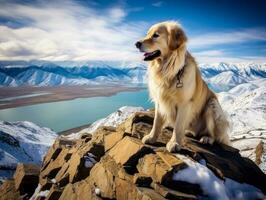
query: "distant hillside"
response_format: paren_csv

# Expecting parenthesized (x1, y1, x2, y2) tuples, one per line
(0, 61, 265, 89)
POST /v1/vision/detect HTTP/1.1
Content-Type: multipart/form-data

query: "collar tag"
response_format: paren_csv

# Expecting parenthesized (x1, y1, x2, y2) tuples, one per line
(176, 80, 183, 88)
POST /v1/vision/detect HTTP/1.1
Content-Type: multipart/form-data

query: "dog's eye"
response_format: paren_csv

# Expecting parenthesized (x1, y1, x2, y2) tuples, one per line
(152, 33, 159, 38)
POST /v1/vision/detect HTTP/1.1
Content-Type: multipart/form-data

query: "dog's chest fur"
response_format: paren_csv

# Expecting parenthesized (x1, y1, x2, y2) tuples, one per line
(148, 62, 196, 125)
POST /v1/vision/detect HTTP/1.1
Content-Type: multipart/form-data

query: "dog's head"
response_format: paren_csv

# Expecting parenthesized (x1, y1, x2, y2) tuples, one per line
(135, 21, 187, 61)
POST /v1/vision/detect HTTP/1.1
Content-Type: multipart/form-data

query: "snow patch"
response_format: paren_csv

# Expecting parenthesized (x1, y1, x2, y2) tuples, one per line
(173, 155, 265, 200)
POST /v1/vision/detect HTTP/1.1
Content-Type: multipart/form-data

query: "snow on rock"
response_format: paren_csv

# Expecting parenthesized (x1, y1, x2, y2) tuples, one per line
(173, 154, 266, 200)
(0, 121, 57, 181)
(29, 184, 50, 200)
(84, 153, 97, 168)
(63, 106, 144, 140)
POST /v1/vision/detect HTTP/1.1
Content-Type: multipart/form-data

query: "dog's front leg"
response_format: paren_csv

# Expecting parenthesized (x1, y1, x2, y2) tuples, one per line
(166, 103, 192, 152)
(142, 103, 164, 144)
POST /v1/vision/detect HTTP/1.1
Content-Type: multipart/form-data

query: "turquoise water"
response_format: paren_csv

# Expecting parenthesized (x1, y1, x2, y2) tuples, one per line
(0, 89, 153, 132)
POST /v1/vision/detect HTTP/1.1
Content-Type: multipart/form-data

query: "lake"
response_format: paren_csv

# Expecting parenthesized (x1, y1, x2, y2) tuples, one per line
(0, 89, 153, 132)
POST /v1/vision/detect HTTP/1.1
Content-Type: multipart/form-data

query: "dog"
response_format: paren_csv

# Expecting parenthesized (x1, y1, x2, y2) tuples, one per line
(135, 21, 231, 152)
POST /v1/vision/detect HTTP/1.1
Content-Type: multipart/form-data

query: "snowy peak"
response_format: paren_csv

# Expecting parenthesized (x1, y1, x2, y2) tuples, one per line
(0, 61, 147, 86)
(0, 121, 57, 182)
(0, 61, 265, 88)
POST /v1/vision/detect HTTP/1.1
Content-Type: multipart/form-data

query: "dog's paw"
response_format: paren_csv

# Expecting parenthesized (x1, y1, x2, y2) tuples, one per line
(142, 134, 157, 144)
(166, 140, 181, 153)
(200, 136, 214, 145)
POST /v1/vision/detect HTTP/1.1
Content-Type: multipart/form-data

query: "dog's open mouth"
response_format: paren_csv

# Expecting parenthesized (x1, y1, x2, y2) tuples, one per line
(143, 50, 161, 61)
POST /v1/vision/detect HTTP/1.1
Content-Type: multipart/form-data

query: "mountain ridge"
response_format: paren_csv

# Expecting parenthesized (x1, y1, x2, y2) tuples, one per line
(0, 61, 265, 88)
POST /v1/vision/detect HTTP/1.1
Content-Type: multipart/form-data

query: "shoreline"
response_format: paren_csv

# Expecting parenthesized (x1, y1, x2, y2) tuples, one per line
(0, 85, 145, 110)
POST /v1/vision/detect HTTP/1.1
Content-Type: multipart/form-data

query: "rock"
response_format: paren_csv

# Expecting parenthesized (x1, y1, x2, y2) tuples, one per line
(123, 111, 154, 134)
(115, 176, 139, 200)
(40, 147, 70, 181)
(156, 150, 186, 169)
(255, 140, 264, 165)
(66, 143, 104, 183)
(151, 183, 197, 200)
(1, 109, 266, 200)
(136, 187, 166, 200)
(133, 173, 153, 187)
(104, 130, 127, 152)
(0, 179, 22, 200)
(59, 180, 100, 200)
(89, 156, 119, 199)
(108, 136, 153, 174)
(42, 138, 75, 170)
(13, 163, 40, 197)
(137, 152, 186, 185)
(184, 137, 266, 194)
(45, 185, 62, 200)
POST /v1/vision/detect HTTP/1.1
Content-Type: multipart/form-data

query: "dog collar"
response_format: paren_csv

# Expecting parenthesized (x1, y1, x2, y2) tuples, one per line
(176, 65, 185, 88)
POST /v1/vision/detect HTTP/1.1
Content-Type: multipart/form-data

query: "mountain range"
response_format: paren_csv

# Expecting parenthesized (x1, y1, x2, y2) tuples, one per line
(0, 61, 265, 91)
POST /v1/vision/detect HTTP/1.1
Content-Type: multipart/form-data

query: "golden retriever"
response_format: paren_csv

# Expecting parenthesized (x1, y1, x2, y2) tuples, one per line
(135, 21, 231, 152)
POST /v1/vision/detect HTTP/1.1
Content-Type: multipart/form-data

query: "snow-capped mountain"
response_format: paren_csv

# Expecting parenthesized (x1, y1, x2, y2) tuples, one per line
(0, 121, 57, 182)
(0, 61, 147, 87)
(200, 62, 266, 91)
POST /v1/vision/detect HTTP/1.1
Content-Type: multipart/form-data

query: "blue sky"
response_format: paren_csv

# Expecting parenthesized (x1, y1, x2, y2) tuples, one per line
(0, 0, 265, 63)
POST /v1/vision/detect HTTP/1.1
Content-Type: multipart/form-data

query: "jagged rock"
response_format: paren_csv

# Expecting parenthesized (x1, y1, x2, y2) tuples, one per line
(137, 150, 186, 185)
(104, 130, 128, 151)
(2, 110, 266, 200)
(256, 140, 264, 165)
(136, 187, 166, 200)
(59, 180, 101, 200)
(133, 173, 153, 187)
(40, 147, 70, 181)
(0, 179, 22, 200)
(183, 137, 266, 194)
(89, 156, 119, 199)
(45, 185, 62, 200)
(42, 138, 75, 169)
(115, 176, 139, 200)
(151, 183, 197, 200)
(13, 163, 40, 197)
(108, 136, 153, 173)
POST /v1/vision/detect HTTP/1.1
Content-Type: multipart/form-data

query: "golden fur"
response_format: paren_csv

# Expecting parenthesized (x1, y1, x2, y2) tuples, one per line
(136, 21, 231, 152)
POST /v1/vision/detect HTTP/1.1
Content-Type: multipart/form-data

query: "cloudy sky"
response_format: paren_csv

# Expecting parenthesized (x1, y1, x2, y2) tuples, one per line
(0, 0, 266, 63)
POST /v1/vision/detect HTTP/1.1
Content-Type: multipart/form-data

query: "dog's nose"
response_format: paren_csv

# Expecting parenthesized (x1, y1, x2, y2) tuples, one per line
(135, 41, 142, 49)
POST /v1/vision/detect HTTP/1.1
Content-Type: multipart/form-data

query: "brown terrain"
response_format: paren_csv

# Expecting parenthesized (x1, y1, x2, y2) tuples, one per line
(1, 110, 265, 200)
(0, 85, 142, 109)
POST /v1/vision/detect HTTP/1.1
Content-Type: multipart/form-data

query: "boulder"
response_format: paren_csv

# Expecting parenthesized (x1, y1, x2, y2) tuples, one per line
(13, 163, 40, 197)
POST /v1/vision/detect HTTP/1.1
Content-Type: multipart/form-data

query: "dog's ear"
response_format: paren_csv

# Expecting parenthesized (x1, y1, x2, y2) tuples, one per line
(168, 26, 187, 50)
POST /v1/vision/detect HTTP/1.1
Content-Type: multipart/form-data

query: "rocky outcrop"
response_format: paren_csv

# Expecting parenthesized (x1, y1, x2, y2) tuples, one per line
(0, 163, 40, 200)
(1, 111, 266, 200)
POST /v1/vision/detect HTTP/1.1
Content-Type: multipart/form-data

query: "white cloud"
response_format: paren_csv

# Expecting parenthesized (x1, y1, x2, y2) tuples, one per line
(152, 1, 163, 7)
(192, 49, 266, 63)
(188, 28, 266, 49)
(0, 1, 265, 64)
(0, 0, 147, 61)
